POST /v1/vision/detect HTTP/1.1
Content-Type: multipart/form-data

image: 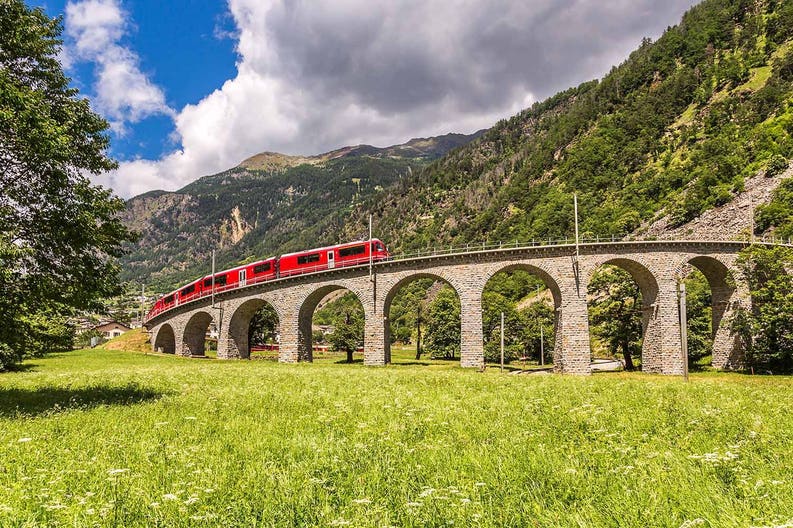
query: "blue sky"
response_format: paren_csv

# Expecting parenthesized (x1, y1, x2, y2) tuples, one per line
(29, 0, 698, 198)
(34, 0, 237, 161)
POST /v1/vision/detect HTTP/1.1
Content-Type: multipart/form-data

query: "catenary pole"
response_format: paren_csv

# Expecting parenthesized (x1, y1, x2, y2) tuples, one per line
(369, 214, 373, 281)
(574, 193, 580, 260)
(211, 249, 216, 308)
(537, 285, 545, 366)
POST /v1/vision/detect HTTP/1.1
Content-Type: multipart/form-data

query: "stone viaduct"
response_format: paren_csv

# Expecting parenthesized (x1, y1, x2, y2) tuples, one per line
(145, 240, 754, 375)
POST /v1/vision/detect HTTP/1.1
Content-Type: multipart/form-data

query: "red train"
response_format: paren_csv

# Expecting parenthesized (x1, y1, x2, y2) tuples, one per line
(146, 239, 390, 320)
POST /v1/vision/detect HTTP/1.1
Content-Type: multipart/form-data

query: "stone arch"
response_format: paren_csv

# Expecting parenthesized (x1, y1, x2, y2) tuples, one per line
(382, 272, 463, 364)
(587, 257, 661, 370)
(182, 310, 215, 357)
(153, 323, 175, 354)
(483, 263, 564, 365)
(685, 255, 742, 369)
(227, 298, 281, 359)
(298, 283, 367, 362)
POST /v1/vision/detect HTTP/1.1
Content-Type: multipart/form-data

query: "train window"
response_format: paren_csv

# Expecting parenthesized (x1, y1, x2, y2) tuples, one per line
(339, 245, 365, 257)
(163, 294, 174, 304)
(215, 274, 227, 286)
(297, 253, 321, 264)
(181, 284, 195, 296)
(253, 262, 271, 274)
(376, 242, 384, 251)
(203, 278, 212, 287)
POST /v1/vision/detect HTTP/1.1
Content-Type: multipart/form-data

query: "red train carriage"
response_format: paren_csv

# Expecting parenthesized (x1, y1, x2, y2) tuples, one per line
(145, 242, 389, 321)
(278, 239, 389, 277)
(177, 278, 203, 304)
(200, 257, 278, 294)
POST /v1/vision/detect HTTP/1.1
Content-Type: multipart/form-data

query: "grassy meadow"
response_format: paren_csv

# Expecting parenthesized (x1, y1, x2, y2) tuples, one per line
(1, 344, 793, 527)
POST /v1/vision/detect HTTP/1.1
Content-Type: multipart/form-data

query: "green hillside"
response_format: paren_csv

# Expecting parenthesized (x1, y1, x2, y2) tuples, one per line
(338, 0, 793, 251)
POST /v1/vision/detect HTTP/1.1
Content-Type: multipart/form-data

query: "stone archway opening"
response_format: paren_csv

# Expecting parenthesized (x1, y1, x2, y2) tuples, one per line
(383, 275, 461, 364)
(302, 286, 365, 363)
(587, 259, 659, 372)
(684, 256, 738, 370)
(153, 323, 175, 354)
(182, 311, 217, 357)
(482, 266, 561, 368)
(227, 299, 280, 360)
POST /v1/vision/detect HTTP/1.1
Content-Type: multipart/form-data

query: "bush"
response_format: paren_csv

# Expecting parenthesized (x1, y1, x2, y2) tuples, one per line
(766, 154, 789, 177)
(0, 343, 22, 372)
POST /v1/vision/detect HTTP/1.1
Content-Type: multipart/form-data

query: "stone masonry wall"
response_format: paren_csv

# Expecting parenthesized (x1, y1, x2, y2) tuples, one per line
(147, 242, 752, 375)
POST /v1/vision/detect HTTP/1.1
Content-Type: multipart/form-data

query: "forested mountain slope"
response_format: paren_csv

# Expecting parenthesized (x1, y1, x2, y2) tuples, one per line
(122, 0, 793, 291)
(338, 0, 793, 252)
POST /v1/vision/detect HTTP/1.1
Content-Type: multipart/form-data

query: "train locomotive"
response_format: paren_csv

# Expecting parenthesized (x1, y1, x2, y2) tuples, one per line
(146, 239, 390, 320)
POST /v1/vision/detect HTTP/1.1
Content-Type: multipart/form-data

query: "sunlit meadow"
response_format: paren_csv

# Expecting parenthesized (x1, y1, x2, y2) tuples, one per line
(1, 344, 793, 527)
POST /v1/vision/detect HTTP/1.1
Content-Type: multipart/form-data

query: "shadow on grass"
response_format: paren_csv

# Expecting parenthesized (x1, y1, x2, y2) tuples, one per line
(391, 361, 434, 367)
(0, 383, 165, 418)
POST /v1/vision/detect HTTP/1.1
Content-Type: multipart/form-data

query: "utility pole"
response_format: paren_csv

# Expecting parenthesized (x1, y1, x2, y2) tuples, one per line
(369, 214, 374, 281)
(537, 285, 545, 366)
(139, 283, 145, 326)
(500, 311, 505, 373)
(415, 304, 422, 361)
(679, 281, 689, 382)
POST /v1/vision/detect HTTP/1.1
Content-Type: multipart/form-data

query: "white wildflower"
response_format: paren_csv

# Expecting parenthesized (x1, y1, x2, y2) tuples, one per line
(17, 438, 32, 443)
(352, 498, 371, 505)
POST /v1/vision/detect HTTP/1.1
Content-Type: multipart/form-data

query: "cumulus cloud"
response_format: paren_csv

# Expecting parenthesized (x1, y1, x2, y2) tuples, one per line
(82, 0, 697, 197)
(65, 0, 174, 133)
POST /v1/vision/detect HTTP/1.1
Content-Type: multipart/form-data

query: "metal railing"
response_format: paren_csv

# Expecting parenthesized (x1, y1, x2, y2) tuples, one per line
(144, 234, 793, 323)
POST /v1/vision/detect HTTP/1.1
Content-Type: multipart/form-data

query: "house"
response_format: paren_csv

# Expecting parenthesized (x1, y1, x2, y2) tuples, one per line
(94, 321, 131, 339)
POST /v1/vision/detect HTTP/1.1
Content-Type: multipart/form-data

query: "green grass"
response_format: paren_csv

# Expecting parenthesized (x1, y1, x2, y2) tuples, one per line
(1, 349, 793, 527)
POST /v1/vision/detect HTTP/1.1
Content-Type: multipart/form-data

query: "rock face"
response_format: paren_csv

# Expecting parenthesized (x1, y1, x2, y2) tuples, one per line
(641, 164, 793, 241)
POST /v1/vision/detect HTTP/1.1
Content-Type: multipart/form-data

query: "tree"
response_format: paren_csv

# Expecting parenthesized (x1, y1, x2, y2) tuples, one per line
(425, 286, 460, 360)
(588, 266, 643, 370)
(734, 245, 793, 373)
(684, 269, 713, 368)
(0, 2, 134, 370)
(328, 308, 364, 363)
(248, 304, 279, 348)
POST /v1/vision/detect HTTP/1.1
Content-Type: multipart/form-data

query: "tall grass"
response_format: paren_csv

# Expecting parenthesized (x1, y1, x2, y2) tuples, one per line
(1, 348, 792, 527)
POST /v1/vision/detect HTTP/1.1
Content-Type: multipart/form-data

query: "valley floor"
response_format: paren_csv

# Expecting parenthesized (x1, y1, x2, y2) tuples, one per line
(1, 348, 792, 527)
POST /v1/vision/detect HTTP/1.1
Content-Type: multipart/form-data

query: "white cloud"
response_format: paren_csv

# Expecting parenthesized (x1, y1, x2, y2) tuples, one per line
(84, 0, 697, 198)
(65, 0, 174, 133)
